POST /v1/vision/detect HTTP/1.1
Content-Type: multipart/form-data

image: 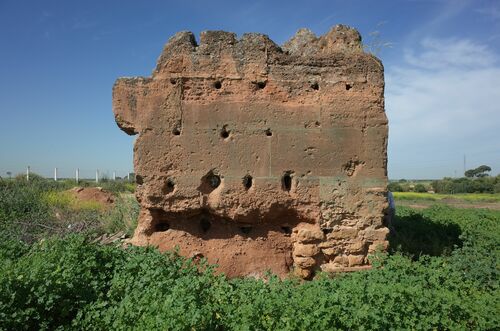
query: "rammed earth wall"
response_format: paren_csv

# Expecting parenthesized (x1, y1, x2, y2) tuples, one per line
(113, 25, 389, 278)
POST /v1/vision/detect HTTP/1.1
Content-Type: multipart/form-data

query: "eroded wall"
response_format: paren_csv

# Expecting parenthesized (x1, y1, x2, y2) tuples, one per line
(113, 25, 389, 278)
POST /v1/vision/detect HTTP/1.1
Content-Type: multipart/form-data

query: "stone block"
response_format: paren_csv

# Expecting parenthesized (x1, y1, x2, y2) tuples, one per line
(362, 227, 390, 241)
(368, 240, 390, 253)
(348, 254, 365, 267)
(328, 226, 359, 240)
(293, 243, 320, 257)
(295, 256, 316, 269)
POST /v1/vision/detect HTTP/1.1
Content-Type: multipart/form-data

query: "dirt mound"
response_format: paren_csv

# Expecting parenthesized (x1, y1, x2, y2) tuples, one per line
(69, 187, 115, 206)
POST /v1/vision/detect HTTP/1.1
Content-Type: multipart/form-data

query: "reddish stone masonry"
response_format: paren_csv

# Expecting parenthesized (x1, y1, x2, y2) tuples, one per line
(113, 25, 390, 279)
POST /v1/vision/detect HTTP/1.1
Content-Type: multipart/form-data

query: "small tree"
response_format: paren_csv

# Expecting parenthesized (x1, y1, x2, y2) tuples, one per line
(464, 165, 492, 178)
(494, 182, 500, 194)
(464, 169, 475, 178)
(388, 182, 404, 192)
(414, 183, 427, 193)
(475, 165, 492, 177)
(6, 171, 12, 179)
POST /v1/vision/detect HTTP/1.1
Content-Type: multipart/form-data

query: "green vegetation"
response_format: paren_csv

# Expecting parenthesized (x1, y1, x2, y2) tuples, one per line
(465, 165, 492, 178)
(0, 175, 138, 243)
(431, 176, 500, 194)
(0, 174, 499, 330)
(100, 193, 140, 235)
(393, 191, 500, 202)
(42, 190, 106, 212)
(413, 183, 427, 193)
(389, 175, 500, 194)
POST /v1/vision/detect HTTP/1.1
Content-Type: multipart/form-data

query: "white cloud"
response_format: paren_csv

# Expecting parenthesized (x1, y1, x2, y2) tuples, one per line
(476, 6, 500, 21)
(386, 37, 500, 179)
(404, 38, 497, 69)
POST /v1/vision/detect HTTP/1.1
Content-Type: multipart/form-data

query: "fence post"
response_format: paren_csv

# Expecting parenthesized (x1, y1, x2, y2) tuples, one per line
(76, 168, 79, 184)
(26, 166, 30, 181)
(113, 171, 116, 181)
(54, 167, 58, 181)
(96, 169, 99, 183)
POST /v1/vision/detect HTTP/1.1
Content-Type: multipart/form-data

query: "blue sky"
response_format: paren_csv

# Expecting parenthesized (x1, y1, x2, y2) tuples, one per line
(0, 0, 499, 179)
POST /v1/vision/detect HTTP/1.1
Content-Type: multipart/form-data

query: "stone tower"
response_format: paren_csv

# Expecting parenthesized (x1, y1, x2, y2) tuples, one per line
(113, 25, 389, 278)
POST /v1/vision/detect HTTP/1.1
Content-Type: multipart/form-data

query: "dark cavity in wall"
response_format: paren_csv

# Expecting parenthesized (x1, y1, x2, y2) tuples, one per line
(281, 226, 292, 235)
(163, 178, 175, 194)
(200, 217, 211, 233)
(198, 170, 222, 194)
(243, 175, 253, 190)
(282, 172, 293, 191)
(254, 81, 266, 89)
(240, 226, 252, 235)
(220, 126, 230, 139)
(155, 221, 170, 232)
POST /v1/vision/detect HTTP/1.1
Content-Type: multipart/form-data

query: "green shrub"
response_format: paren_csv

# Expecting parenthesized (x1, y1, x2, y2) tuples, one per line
(99, 194, 139, 236)
(0, 178, 139, 243)
(388, 182, 404, 192)
(389, 206, 462, 257)
(0, 236, 123, 330)
(413, 183, 427, 193)
(431, 176, 499, 194)
(494, 182, 500, 194)
(0, 179, 55, 243)
(0, 179, 50, 223)
(0, 205, 498, 330)
(0, 232, 29, 265)
(75, 247, 224, 330)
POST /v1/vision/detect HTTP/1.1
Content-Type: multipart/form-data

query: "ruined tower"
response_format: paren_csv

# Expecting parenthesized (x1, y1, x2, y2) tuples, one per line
(113, 25, 389, 278)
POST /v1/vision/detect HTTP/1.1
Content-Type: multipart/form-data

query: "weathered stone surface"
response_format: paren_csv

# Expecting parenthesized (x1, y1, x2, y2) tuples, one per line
(294, 267, 312, 279)
(333, 255, 349, 267)
(368, 240, 390, 253)
(348, 254, 365, 267)
(362, 227, 390, 242)
(328, 226, 359, 240)
(295, 256, 317, 269)
(293, 243, 320, 257)
(294, 224, 325, 243)
(346, 240, 367, 254)
(321, 247, 340, 256)
(113, 25, 389, 278)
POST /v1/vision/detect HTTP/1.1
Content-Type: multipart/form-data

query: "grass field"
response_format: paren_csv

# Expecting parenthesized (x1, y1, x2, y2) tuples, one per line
(393, 191, 500, 202)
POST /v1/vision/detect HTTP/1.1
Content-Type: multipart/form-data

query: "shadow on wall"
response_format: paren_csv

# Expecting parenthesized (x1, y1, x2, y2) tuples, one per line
(146, 207, 303, 240)
(142, 207, 306, 277)
(388, 213, 462, 258)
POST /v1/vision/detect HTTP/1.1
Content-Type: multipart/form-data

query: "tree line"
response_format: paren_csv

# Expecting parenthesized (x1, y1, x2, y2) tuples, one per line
(389, 165, 500, 194)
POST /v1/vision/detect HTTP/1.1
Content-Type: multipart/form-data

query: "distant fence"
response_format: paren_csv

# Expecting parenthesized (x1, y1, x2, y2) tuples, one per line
(2, 166, 134, 184)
